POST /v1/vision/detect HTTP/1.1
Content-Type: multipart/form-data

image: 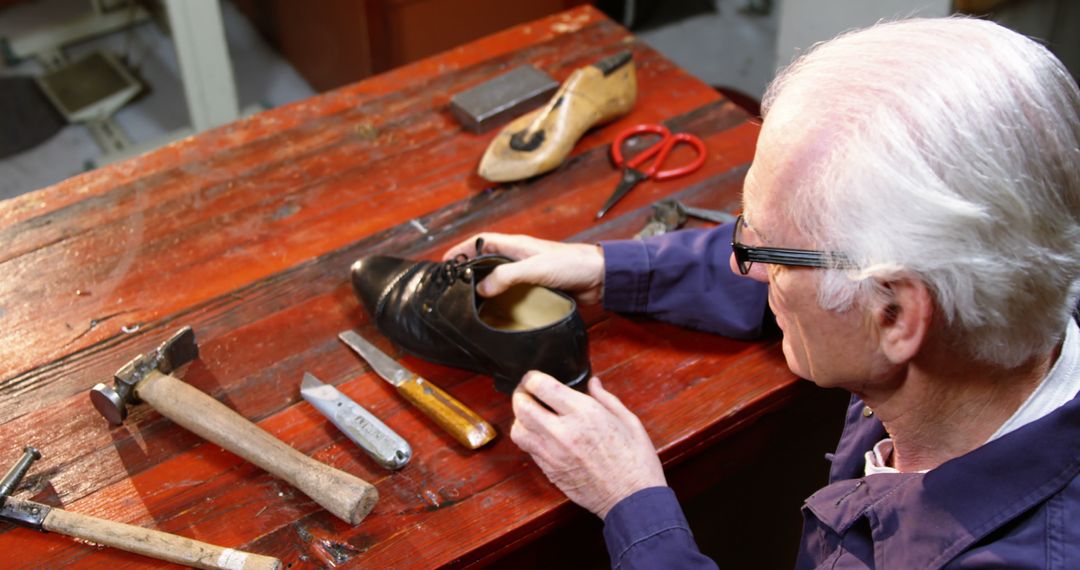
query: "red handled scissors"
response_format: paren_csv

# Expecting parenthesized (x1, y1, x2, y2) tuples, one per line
(596, 124, 706, 219)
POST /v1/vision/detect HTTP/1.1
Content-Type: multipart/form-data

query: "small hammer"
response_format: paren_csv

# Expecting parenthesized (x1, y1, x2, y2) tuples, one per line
(1, 446, 281, 569)
(90, 327, 378, 525)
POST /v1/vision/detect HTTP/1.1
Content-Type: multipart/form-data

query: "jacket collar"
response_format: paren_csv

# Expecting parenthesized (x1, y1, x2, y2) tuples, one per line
(828, 395, 887, 482)
(806, 390, 1080, 568)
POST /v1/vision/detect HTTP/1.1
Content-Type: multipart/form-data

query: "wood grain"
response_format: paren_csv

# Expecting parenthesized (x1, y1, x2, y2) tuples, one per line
(136, 370, 379, 525)
(43, 507, 281, 569)
(0, 6, 829, 569)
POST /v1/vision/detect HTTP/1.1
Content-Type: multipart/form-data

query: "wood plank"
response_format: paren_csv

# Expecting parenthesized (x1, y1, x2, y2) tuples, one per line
(0, 98, 753, 427)
(0, 120, 753, 525)
(3, 164, 780, 568)
(0, 6, 808, 569)
(0, 40, 719, 389)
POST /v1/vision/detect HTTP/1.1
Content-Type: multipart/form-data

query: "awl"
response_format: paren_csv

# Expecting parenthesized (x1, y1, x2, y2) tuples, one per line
(338, 330, 496, 449)
(300, 373, 412, 470)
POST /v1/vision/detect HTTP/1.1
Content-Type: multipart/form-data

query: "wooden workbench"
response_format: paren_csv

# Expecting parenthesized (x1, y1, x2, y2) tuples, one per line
(0, 6, 847, 568)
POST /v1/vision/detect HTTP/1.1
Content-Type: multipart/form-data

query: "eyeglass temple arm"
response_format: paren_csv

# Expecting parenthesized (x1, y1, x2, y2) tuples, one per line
(743, 247, 850, 269)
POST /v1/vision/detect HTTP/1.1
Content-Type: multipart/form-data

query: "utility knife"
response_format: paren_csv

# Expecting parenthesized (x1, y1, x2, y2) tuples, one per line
(338, 330, 496, 450)
(300, 372, 412, 470)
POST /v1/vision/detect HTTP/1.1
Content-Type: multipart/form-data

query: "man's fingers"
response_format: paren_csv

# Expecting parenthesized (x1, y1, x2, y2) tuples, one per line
(442, 233, 549, 261)
(512, 387, 559, 435)
(441, 232, 509, 261)
(442, 233, 491, 261)
(510, 418, 537, 453)
(476, 257, 551, 297)
(482, 234, 548, 259)
(474, 264, 514, 297)
(588, 376, 643, 429)
(520, 370, 590, 415)
(512, 416, 563, 474)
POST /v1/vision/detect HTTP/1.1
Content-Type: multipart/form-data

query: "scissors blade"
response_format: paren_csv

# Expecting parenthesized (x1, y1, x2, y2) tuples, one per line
(596, 168, 649, 219)
(338, 330, 414, 387)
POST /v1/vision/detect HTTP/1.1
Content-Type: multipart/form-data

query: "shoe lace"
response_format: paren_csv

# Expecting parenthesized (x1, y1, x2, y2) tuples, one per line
(433, 237, 486, 289)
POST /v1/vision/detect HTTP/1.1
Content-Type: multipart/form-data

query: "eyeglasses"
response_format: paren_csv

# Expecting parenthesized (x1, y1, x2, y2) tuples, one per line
(730, 214, 855, 275)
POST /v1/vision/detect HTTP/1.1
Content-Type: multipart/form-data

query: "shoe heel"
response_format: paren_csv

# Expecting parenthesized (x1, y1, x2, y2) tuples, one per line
(494, 367, 591, 394)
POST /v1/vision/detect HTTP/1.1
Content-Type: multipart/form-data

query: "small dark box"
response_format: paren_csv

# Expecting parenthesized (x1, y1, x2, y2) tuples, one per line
(449, 65, 558, 133)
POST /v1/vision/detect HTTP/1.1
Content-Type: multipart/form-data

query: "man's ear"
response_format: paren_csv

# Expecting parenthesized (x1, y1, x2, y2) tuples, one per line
(875, 276, 934, 364)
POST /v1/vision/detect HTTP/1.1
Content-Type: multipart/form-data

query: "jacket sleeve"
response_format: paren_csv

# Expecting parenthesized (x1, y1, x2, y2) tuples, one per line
(600, 224, 769, 338)
(603, 487, 718, 570)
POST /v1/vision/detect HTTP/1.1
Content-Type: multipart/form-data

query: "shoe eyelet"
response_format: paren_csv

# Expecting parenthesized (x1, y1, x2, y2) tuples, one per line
(422, 302, 433, 313)
(463, 268, 473, 280)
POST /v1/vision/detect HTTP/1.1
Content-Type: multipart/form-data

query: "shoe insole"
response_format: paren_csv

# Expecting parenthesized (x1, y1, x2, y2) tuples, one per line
(478, 284, 573, 331)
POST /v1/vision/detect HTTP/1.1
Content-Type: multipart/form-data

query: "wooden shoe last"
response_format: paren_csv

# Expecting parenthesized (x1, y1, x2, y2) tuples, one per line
(478, 51, 636, 182)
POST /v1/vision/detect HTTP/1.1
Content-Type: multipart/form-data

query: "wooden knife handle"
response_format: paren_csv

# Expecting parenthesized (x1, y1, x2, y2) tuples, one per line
(135, 371, 378, 525)
(43, 507, 281, 570)
(397, 377, 496, 449)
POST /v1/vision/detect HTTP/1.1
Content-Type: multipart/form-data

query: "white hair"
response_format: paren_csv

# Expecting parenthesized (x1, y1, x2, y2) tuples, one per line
(763, 17, 1080, 368)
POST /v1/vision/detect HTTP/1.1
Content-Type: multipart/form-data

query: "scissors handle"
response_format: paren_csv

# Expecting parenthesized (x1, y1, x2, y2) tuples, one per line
(611, 124, 669, 172)
(611, 124, 707, 180)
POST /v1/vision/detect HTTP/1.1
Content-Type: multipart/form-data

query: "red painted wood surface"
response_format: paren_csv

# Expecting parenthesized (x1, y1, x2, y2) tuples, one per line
(0, 6, 812, 568)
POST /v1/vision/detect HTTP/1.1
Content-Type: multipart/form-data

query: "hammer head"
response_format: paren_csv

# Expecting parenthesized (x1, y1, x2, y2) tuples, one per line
(90, 327, 200, 425)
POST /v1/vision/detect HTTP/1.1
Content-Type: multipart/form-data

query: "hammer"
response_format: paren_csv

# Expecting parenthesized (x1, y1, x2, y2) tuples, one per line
(1, 446, 281, 569)
(90, 327, 378, 525)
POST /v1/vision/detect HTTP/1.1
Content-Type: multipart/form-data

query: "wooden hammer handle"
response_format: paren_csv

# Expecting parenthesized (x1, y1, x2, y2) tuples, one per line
(135, 371, 378, 525)
(43, 507, 280, 570)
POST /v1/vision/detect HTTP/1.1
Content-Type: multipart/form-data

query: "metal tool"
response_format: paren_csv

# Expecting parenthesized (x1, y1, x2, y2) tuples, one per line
(635, 200, 687, 239)
(300, 373, 412, 470)
(89, 326, 378, 525)
(596, 124, 707, 219)
(678, 202, 737, 224)
(634, 199, 737, 239)
(449, 65, 559, 133)
(338, 330, 496, 450)
(1, 446, 281, 569)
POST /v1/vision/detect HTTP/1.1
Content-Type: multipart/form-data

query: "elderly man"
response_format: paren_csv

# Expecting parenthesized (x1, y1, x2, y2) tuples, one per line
(445, 17, 1080, 568)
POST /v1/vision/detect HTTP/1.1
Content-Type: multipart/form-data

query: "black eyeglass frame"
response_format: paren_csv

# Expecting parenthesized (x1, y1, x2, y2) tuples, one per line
(730, 214, 855, 275)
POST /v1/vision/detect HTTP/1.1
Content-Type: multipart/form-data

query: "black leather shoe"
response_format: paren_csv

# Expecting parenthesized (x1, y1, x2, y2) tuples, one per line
(350, 251, 591, 393)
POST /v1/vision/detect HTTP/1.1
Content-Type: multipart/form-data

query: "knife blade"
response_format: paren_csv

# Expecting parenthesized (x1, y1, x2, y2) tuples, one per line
(300, 372, 412, 470)
(338, 330, 496, 450)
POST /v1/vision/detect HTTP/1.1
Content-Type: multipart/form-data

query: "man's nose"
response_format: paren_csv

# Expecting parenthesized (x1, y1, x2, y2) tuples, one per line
(729, 253, 770, 283)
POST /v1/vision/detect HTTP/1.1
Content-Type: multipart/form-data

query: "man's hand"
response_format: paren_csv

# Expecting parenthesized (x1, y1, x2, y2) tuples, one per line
(442, 233, 605, 304)
(510, 372, 667, 519)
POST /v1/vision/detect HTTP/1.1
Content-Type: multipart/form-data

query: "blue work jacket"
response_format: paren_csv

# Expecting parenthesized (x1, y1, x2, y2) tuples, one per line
(598, 225, 1080, 569)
